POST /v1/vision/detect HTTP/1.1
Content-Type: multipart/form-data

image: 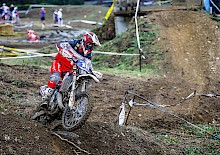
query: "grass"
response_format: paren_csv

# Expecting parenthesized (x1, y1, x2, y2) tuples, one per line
(183, 124, 220, 139)
(185, 143, 220, 155)
(217, 21, 220, 28)
(151, 123, 220, 155)
(0, 57, 52, 69)
(25, 5, 109, 24)
(93, 19, 164, 76)
(1, 56, 160, 77)
(96, 65, 159, 77)
(155, 133, 182, 145)
(183, 124, 220, 154)
(0, 104, 7, 111)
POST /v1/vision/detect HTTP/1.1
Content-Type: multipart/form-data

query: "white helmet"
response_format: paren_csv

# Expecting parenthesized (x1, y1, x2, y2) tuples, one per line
(83, 32, 101, 47)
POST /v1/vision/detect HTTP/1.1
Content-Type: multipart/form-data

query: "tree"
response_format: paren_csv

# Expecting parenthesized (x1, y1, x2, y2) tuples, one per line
(4, 0, 84, 5)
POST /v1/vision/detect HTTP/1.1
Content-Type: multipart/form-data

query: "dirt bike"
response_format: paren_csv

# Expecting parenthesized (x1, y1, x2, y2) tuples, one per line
(32, 58, 102, 131)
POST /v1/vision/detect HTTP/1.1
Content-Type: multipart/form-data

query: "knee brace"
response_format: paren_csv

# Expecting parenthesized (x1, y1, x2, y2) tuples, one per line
(48, 72, 60, 88)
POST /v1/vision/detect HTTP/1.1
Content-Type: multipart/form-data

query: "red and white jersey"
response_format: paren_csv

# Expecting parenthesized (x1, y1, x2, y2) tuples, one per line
(55, 41, 84, 68)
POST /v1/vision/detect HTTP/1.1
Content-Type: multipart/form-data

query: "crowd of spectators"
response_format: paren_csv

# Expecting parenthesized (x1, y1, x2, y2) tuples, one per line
(0, 2, 66, 29)
(0, 3, 20, 24)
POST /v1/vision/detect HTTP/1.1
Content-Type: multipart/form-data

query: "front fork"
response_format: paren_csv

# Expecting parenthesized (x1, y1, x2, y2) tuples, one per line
(68, 68, 77, 110)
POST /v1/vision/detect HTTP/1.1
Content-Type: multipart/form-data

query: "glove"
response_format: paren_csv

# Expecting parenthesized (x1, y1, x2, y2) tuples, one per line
(93, 71, 103, 79)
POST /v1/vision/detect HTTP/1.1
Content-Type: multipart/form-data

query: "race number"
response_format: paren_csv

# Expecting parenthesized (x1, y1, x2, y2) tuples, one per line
(60, 42, 70, 49)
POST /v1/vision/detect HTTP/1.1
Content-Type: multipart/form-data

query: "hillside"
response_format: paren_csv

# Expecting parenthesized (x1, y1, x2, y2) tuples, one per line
(0, 6, 220, 155)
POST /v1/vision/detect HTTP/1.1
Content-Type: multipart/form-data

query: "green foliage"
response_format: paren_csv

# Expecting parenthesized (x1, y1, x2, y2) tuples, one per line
(185, 146, 203, 155)
(184, 124, 220, 139)
(150, 123, 220, 155)
(185, 142, 220, 155)
(217, 21, 220, 28)
(95, 66, 158, 77)
(180, 124, 220, 155)
(0, 104, 6, 111)
(12, 80, 29, 88)
(94, 19, 163, 75)
(1, 57, 52, 68)
(5, 0, 84, 5)
(155, 133, 182, 145)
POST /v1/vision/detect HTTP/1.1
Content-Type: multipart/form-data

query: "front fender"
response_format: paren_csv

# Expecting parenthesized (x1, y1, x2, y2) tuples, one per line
(77, 74, 100, 83)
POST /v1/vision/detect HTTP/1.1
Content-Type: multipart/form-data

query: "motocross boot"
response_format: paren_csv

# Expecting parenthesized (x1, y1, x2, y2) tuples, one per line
(40, 86, 55, 107)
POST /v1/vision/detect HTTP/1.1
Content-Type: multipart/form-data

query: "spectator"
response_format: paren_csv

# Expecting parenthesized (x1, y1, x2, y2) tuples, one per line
(53, 9, 58, 24)
(40, 7, 46, 29)
(57, 8, 63, 26)
(10, 4, 14, 13)
(3, 8, 10, 21)
(2, 3, 8, 13)
(0, 7, 4, 22)
(6, 7, 12, 21)
(9, 4, 14, 20)
(27, 29, 39, 42)
(2, 3, 9, 21)
(12, 6, 19, 24)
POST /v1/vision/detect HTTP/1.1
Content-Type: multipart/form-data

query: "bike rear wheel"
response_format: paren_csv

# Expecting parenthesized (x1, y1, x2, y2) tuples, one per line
(62, 93, 92, 131)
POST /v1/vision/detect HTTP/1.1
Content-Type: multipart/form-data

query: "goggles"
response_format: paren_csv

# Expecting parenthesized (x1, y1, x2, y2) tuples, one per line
(85, 42, 95, 49)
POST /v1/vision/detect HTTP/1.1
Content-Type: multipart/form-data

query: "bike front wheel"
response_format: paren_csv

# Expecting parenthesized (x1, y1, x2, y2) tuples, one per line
(62, 93, 92, 131)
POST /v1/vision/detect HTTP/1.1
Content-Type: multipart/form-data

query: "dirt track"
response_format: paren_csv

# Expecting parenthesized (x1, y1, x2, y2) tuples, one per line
(0, 7, 220, 155)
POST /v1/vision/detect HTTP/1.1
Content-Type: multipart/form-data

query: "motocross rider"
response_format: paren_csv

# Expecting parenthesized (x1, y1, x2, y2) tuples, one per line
(40, 32, 101, 105)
